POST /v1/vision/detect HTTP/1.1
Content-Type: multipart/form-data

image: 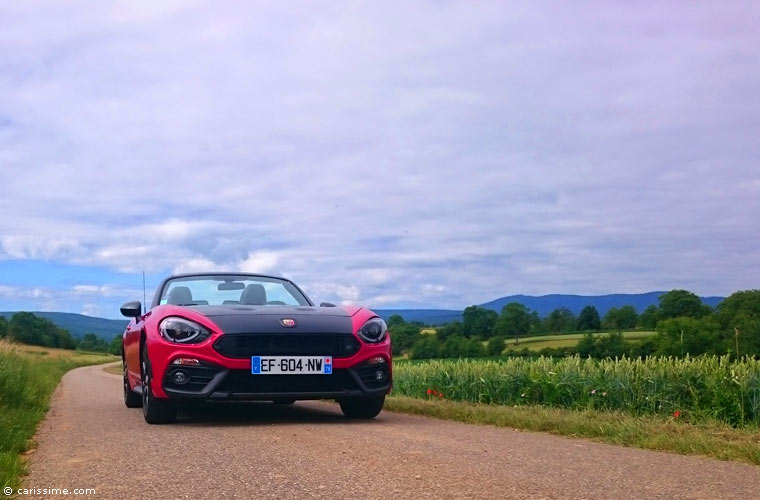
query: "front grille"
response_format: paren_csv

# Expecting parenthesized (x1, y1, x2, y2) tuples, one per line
(214, 369, 358, 394)
(213, 334, 361, 359)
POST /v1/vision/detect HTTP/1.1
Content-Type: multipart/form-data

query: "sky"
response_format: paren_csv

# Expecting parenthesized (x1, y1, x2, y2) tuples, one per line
(1, 1, 759, 319)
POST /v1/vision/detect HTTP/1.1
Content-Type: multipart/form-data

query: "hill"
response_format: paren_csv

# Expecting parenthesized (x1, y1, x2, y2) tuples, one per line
(479, 292, 724, 317)
(375, 292, 724, 325)
(2, 291, 726, 334)
(0, 311, 127, 340)
(372, 309, 462, 325)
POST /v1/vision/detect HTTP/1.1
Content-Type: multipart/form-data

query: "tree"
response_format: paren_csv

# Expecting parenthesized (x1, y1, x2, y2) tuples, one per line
(462, 306, 498, 338)
(9, 312, 45, 346)
(387, 315, 405, 329)
(495, 302, 532, 343)
(0, 316, 7, 338)
(638, 305, 660, 330)
(716, 290, 760, 327)
(617, 306, 638, 329)
(52, 327, 76, 349)
(656, 317, 720, 357)
(6, 312, 76, 349)
(576, 306, 601, 331)
(436, 321, 464, 342)
(529, 311, 545, 334)
(110, 336, 123, 356)
(544, 307, 576, 333)
(603, 306, 637, 332)
(715, 290, 760, 357)
(77, 333, 110, 353)
(390, 323, 421, 355)
(658, 290, 708, 319)
(486, 336, 506, 356)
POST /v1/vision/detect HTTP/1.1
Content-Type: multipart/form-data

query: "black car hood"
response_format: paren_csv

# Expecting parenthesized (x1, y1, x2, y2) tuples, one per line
(191, 305, 355, 335)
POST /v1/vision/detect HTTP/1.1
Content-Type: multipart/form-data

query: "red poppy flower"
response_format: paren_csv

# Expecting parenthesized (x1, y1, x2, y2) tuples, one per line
(427, 389, 432, 395)
(674, 410, 681, 418)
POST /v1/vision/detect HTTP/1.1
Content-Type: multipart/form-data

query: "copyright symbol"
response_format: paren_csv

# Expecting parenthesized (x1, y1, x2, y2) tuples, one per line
(3, 486, 12, 496)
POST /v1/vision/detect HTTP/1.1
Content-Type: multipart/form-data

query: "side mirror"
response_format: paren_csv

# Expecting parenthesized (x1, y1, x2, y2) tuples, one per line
(320, 302, 337, 307)
(120, 301, 143, 318)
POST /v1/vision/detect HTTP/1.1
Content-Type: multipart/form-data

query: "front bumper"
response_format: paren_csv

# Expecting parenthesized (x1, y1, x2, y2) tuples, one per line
(162, 360, 391, 401)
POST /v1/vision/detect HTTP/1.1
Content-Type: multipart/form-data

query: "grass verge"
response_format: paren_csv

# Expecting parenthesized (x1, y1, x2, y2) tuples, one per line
(0, 339, 118, 491)
(385, 395, 760, 465)
(103, 363, 122, 375)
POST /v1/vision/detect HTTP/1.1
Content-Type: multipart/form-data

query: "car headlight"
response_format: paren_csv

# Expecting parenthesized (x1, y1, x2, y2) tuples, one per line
(159, 317, 211, 344)
(357, 317, 387, 343)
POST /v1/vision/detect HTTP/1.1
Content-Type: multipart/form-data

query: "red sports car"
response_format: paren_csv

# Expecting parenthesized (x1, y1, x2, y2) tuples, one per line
(120, 273, 392, 424)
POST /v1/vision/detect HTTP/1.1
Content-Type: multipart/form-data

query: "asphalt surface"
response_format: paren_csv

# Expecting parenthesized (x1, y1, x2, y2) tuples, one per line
(18, 363, 760, 500)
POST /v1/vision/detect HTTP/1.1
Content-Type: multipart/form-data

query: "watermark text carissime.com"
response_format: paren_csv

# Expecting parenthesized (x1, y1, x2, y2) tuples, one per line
(4, 486, 96, 496)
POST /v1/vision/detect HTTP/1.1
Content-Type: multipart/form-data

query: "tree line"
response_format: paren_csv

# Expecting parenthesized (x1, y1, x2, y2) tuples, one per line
(390, 289, 760, 360)
(0, 312, 121, 354)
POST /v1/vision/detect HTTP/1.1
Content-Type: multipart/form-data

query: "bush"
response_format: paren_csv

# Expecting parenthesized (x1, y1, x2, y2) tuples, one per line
(410, 336, 441, 360)
(486, 336, 506, 356)
(390, 323, 422, 355)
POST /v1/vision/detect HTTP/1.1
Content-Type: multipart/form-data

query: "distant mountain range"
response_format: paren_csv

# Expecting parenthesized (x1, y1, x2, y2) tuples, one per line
(1, 292, 726, 338)
(375, 292, 725, 325)
(0, 311, 128, 340)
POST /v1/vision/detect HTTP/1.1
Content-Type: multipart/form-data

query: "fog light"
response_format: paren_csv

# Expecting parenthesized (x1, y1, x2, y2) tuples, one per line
(172, 358, 200, 366)
(367, 356, 386, 365)
(171, 370, 189, 385)
(375, 368, 388, 382)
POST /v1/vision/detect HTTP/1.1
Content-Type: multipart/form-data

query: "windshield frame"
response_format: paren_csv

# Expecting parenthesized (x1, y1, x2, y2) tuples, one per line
(151, 273, 313, 309)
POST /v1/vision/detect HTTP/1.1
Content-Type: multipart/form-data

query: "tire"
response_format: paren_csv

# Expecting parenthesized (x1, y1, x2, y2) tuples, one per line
(141, 343, 177, 424)
(339, 395, 385, 419)
(123, 360, 142, 408)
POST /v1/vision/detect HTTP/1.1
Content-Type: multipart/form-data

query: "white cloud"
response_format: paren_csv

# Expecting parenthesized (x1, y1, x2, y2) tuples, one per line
(173, 258, 224, 275)
(0, 1, 759, 315)
(81, 303, 99, 317)
(237, 251, 280, 275)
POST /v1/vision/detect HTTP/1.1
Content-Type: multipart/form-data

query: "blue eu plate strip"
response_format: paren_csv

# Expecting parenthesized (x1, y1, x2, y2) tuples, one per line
(251, 356, 261, 374)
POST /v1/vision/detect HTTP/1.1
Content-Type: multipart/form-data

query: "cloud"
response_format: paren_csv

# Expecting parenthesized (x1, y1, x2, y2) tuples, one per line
(237, 251, 280, 275)
(0, 1, 759, 316)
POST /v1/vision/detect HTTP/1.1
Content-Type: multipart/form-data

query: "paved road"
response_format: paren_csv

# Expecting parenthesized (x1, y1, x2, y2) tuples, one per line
(19, 363, 760, 500)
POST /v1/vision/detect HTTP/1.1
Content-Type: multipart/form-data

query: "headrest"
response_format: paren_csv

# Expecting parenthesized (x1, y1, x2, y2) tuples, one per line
(240, 284, 267, 305)
(167, 286, 193, 305)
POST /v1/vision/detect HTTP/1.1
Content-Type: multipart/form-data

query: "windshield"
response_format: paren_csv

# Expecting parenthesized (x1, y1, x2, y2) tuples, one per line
(158, 275, 310, 307)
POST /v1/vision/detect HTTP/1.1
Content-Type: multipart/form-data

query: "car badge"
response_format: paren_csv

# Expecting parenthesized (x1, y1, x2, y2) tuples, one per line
(280, 318, 296, 328)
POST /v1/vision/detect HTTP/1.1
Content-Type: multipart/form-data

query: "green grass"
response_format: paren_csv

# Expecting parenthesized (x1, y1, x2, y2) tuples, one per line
(0, 339, 117, 491)
(502, 330, 655, 351)
(385, 396, 760, 465)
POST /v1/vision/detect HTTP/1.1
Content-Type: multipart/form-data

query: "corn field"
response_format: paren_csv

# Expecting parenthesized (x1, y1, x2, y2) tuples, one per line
(392, 355, 760, 427)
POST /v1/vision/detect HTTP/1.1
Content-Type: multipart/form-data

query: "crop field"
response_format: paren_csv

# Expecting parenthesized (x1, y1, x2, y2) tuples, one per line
(392, 355, 760, 427)
(0, 339, 117, 490)
(502, 330, 656, 351)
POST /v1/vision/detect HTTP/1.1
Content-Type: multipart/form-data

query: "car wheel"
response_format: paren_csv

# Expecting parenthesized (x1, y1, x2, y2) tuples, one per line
(339, 395, 385, 419)
(123, 360, 142, 408)
(141, 343, 177, 424)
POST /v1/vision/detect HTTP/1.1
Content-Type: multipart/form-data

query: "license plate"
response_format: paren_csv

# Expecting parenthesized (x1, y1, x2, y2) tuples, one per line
(251, 356, 333, 375)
